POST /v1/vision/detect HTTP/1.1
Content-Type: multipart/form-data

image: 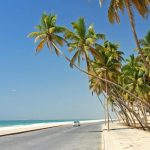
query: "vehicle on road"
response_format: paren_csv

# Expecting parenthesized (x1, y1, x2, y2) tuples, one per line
(73, 121, 80, 127)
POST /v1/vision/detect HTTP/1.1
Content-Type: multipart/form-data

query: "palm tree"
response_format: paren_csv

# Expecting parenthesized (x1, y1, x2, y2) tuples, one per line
(27, 13, 66, 55)
(140, 30, 150, 48)
(64, 17, 105, 69)
(89, 41, 124, 105)
(139, 30, 150, 66)
(89, 41, 124, 130)
(28, 13, 107, 81)
(120, 55, 150, 129)
(89, 41, 124, 87)
(100, 0, 150, 68)
(122, 55, 150, 100)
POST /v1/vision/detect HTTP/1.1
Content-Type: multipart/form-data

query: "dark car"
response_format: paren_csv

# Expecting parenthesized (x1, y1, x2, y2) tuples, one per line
(73, 120, 80, 127)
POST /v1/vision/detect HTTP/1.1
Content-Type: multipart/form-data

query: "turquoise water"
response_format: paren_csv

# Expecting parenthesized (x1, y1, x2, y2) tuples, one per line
(0, 120, 73, 127)
(0, 119, 87, 127)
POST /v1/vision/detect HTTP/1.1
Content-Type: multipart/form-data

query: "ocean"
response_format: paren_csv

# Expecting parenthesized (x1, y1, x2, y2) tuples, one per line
(0, 119, 87, 127)
(0, 120, 73, 127)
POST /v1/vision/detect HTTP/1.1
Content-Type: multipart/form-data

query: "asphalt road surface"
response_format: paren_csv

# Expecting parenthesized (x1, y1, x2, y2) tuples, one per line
(0, 122, 102, 150)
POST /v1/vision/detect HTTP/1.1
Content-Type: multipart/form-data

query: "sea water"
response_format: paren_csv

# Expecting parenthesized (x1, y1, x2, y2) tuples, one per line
(0, 119, 87, 127)
(0, 120, 70, 127)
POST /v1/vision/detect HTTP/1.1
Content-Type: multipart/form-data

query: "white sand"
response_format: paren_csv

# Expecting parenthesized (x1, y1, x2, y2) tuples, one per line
(0, 120, 103, 136)
(101, 122, 150, 150)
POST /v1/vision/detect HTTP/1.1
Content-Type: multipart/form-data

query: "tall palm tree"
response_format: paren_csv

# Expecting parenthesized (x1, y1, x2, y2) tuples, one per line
(139, 30, 150, 65)
(28, 13, 107, 81)
(100, 0, 150, 68)
(64, 17, 105, 69)
(120, 54, 150, 129)
(89, 41, 124, 95)
(140, 30, 150, 48)
(27, 13, 66, 55)
(136, 30, 150, 90)
(122, 55, 150, 100)
(89, 40, 124, 130)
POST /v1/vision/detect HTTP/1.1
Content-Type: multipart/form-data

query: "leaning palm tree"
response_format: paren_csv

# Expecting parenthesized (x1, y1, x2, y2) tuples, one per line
(140, 30, 150, 48)
(90, 41, 124, 92)
(27, 13, 66, 55)
(122, 55, 150, 101)
(28, 13, 96, 78)
(28, 13, 106, 79)
(64, 17, 105, 69)
(139, 30, 150, 65)
(89, 41, 124, 130)
(120, 54, 150, 129)
(100, 0, 150, 68)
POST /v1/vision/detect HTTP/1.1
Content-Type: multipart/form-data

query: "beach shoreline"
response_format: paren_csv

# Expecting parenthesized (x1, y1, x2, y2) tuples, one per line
(0, 119, 103, 136)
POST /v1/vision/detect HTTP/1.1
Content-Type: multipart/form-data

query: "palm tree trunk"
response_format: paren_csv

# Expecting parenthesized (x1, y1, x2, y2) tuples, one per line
(105, 71, 110, 131)
(125, 0, 150, 69)
(117, 99, 146, 130)
(140, 103, 150, 130)
(111, 86, 146, 130)
(128, 103, 136, 127)
(117, 101, 131, 126)
(113, 108, 122, 123)
(96, 94, 113, 123)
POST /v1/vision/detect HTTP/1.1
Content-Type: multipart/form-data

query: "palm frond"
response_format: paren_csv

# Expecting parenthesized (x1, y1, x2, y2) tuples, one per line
(64, 29, 79, 40)
(72, 17, 86, 39)
(96, 34, 105, 40)
(34, 34, 46, 43)
(27, 32, 40, 38)
(52, 42, 60, 56)
(52, 34, 66, 46)
(36, 39, 46, 53)
(70, 50, 80, 68)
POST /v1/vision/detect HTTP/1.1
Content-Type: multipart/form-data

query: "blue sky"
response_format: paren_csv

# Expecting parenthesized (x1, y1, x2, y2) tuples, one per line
(0, 0, 149, 120)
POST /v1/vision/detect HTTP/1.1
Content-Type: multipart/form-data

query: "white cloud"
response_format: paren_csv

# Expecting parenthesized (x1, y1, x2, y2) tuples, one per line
(11, 89, 17, 92)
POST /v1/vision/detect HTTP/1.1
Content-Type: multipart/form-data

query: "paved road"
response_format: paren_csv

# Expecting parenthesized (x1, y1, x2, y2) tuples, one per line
(0, 122, 102, 150)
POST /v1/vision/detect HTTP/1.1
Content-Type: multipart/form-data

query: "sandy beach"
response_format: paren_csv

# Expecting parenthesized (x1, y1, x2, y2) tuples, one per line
(101, 121, 150, 150)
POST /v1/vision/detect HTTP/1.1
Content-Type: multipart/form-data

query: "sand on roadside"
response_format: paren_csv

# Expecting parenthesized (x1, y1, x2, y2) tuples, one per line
(101, 121, 150, 150)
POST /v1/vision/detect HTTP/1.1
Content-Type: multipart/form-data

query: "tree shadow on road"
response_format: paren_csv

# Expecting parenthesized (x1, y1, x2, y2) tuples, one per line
(88, 127, 135, 132)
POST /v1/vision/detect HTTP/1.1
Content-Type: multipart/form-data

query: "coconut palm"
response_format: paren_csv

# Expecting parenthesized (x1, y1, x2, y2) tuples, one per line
(140, 30, 150, 48)
(89, 41, 124, 98)
(100, 0, 150, 68)
(28, 13, 99, 79)
(139, 30, 150, 67)
(89, 41, 124, 128)
(122, 55, 150, 100)
(64, 17, 105, 69)
(89, 41, 124, 97)
(89, 41, 124, 130)
(27, 13, 66, 55)
(118, 54, 150, 129)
